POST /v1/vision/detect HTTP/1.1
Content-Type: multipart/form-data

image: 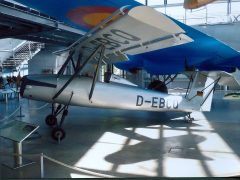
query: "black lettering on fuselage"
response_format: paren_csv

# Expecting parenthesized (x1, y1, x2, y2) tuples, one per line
(152, 97, 158, 108)
(166, 101, 171, 109)
(136, 95, 143, 106)
(173, 100, 178, 109)
(136, 96, 178, 110)
(159, 98, 165, 108)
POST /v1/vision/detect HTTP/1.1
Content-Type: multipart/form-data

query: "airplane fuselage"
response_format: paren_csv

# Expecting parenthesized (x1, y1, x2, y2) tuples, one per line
(20, 75, 200, 112)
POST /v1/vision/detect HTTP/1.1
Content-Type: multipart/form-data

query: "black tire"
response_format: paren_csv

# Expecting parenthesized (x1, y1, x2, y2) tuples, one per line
(51, 127, 66, 141)
(148, 80, 168, 93)
(45, 114, 57, 126)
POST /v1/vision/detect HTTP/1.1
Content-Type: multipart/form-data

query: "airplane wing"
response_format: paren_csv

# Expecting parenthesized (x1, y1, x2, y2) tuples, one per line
(12, 0, 240, 76)
(116, 18, 240, 75)
(55, 6, 193, 75)
(78, 6, 192, 57)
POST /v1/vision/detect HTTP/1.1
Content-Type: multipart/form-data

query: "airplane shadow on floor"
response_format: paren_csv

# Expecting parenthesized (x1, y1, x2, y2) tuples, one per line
(101, 111, 212, 163)
(104, 134, 211, 165)
(30, 106, 211, 177)
(64, 109, 212, 177)
(68, 108, 211, 159)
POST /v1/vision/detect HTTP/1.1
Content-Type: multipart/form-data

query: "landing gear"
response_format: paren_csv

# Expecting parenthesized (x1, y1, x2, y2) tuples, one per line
(45, 114, 57, 126)
(45, 45, 105, 142)
(185, 113, 194, 123)
(148, 80, 168, 93)
(52, 127, 66, 142)
(45, 92, 73, 142)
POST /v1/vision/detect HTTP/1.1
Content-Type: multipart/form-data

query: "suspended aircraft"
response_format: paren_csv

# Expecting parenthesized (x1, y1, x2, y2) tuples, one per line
(184, 0, 217, 9)
(13, 0, 240, 141)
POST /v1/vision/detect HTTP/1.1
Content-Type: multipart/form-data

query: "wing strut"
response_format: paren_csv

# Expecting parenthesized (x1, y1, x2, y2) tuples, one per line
(52, 45, 103, 100)
(57, 50, 75, 77)
(89, 45, 105, 101)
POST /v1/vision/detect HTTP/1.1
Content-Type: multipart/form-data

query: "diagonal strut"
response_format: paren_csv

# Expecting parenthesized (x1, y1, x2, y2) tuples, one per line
(89, 45, 105, 101)
(52, 45, 103, 100)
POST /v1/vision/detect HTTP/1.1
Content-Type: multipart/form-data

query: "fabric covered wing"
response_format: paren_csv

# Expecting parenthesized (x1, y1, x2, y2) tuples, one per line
(56, 5, 193, 75)
(81, 6, 193, 62)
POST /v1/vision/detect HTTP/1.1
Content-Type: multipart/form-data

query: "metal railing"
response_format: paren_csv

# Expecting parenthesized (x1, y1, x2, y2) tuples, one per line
(2, 41, 45, 69)
(0, 151, 115, 178)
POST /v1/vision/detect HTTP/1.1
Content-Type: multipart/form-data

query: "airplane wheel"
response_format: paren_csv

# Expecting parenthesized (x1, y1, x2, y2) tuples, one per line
(148, 80, 168, 93)
(186, 118, 194, 123)
(51, 127, 65, 141)
(45, 114, 57, 126)
(190, 118, 194, 123)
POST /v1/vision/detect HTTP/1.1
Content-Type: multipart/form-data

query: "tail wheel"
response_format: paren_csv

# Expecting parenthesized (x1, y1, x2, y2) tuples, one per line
(148, 80, 168, 93)
(51, 127, 66, 141)
(45, 114, 57, 126)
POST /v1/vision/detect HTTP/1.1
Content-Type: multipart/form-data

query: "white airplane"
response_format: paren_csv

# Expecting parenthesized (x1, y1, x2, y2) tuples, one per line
(15, 4, 240, 142)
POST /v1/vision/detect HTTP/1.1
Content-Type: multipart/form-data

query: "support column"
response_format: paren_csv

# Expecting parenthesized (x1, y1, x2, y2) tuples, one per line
(224, 85, 228, 91)
(13, 141, 22, 167)
(4, 93, 8, 103)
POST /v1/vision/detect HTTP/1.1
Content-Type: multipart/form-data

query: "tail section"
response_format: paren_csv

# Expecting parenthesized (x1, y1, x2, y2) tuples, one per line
(186, 72, 217, 112)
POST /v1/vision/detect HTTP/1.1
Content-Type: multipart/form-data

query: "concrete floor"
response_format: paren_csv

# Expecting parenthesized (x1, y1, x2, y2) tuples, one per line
(0, 91, 240, 178)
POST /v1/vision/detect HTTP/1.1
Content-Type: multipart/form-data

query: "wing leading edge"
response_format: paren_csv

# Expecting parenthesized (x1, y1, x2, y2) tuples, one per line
(12, 0, 240, 75)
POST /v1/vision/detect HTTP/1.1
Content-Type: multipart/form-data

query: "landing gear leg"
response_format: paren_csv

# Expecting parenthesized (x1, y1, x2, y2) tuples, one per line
(51, 108, 68, 142)
(52, 126, 66, 143)
(45, 114, 57, 126)
(45, 103, 62, 127)
(185, 112, 194, 123)
(51, 106, 69, 142)
(46, 92, 73, 142)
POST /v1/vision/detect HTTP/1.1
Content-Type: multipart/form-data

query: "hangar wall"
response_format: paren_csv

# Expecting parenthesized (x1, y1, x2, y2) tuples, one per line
(194, 22, 240, 51)
(28, 45, 64, 74)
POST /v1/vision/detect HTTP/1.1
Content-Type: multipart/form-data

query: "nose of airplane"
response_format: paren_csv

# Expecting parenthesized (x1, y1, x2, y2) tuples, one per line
(20, 74, 58, 98)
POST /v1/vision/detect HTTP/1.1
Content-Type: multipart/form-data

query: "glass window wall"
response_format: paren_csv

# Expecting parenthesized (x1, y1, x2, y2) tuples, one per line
(135, 0, 240, 25)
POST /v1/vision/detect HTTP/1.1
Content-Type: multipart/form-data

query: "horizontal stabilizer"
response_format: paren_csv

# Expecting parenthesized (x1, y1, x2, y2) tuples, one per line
(203, 71, 240, 88)
(186, 71, 240, 111)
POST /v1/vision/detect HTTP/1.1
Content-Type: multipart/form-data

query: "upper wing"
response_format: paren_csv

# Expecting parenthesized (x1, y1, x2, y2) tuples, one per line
(12, 0, 240, 76)
(80, 6, 193, 58)
(55, 6, 193, 75)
